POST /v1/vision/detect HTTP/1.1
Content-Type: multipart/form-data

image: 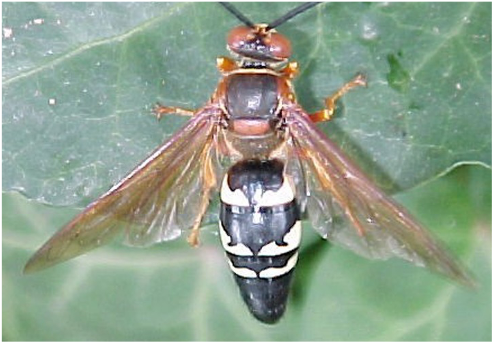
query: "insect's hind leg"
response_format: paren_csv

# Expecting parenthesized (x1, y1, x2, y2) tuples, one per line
(187, 148, 217, 247)
(153, 103, 195, 120)
(310, 73, 367, 123)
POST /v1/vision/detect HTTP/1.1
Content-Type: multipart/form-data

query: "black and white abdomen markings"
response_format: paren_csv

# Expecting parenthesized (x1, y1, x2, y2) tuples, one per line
(219, 158, 301, 323)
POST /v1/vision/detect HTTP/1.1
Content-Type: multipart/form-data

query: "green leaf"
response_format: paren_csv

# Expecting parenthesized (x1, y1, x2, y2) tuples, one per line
(2, 3, 491, 205)
(3, 165, 491, 340)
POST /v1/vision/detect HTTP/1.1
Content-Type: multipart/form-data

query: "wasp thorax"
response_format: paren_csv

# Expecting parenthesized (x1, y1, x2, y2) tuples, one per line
(227, 25, 292, 62)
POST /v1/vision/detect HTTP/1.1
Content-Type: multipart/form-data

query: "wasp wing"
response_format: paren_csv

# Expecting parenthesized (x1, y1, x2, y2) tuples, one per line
(284, 106, 473, 286)
(24, 106, 223, 273)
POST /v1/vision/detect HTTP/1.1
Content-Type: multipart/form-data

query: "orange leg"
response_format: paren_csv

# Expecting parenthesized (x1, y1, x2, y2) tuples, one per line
(153, 103, 194, 120)
(187, 148, 217, 247)
(280, 61, 299, 80)
(216, 56, 238, 74)
(310, 73, 367, 123)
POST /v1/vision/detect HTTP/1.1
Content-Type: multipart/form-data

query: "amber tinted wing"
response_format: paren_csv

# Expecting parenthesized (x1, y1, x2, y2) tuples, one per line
(284, 106, 473, 286)
(24, 106, 223, 273)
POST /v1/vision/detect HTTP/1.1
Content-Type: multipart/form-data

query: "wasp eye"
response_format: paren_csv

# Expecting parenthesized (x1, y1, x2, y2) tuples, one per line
(268, 32, 291, 59)
(227, 26, 254, 52)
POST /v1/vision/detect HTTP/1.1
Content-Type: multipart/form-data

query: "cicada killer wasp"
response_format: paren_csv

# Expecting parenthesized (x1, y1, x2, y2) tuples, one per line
(25, 2, 473, 324)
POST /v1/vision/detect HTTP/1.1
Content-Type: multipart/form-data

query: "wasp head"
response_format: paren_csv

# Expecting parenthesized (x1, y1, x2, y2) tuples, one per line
(227, 24, 291, 65)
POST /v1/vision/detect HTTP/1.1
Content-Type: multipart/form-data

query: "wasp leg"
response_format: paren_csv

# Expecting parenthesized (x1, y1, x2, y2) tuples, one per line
(187, 148, 217, 247)
(153, 103, 195, 120)
(217, 56, 238, 73)
(280, 61, 299, 80)
(310, 73, 367, 123)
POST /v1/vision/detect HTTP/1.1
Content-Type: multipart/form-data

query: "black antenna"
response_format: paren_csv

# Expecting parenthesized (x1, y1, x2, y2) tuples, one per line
(267, 2, 321, 30)
(219, 2, 255, 28)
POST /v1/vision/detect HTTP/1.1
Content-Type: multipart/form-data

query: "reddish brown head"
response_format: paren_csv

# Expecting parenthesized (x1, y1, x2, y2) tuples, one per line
(220, 2, 320, 64)
(227, 25, 291, 62)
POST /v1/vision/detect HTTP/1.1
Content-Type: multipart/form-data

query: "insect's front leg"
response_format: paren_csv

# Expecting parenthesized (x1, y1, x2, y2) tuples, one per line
(280, 61, 299, 80)
(153, 103, 195, 120)
(310, 73, 367, 123)
(216, 56, 238, 73)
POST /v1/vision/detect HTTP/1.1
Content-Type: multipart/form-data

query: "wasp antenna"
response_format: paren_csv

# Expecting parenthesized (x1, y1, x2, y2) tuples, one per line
(219, 2, 255, 28)
(267, 2, 321, 30)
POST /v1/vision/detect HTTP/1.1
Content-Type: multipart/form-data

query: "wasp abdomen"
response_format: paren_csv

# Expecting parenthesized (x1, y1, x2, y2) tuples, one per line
(219, 159, 301, 323)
